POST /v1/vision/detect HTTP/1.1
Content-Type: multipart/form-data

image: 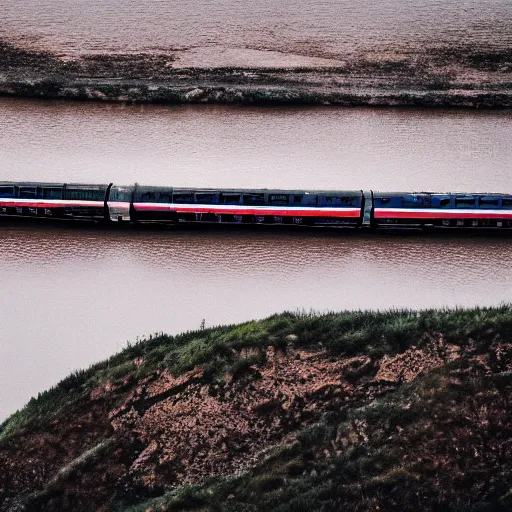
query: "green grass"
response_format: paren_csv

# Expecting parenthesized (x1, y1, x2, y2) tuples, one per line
(122, 359, 512, 512)
(2, 305, 512, 443)
(2, 305, 512, 511)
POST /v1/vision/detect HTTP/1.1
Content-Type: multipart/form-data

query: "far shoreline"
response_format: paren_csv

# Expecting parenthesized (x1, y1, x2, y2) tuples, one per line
(1, 41, 512, 108)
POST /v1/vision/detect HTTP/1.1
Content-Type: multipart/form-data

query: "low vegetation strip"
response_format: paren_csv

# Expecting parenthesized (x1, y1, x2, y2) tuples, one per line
(1, 306, 512, 511)
(1, 41, 512, 107)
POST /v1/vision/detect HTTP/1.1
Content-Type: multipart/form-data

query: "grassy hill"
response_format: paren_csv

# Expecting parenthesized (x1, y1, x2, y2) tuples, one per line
(1, 306, 512, 511)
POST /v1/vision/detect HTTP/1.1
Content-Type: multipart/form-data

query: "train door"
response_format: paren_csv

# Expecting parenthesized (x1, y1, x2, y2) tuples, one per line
(108, 185, 133, 222)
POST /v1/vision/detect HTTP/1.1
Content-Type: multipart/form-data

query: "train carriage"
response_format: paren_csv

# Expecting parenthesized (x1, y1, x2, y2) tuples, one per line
(0, 182, 109, 221)
(373, 192, 512, 229)
(131, 187, 364, 227)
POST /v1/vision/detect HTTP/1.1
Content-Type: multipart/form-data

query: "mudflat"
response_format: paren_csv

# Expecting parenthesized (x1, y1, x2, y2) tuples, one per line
(1, 41, 512, 107)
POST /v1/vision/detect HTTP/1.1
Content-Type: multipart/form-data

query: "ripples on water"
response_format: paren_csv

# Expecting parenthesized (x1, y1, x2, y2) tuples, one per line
(1, 0, 512, 422)
(2, 0, 511, 65)
(1, 87, 512, 418)
(1, 222, 512, 418)
(1, 99, 512, 192)
(1, 99, 512, 418)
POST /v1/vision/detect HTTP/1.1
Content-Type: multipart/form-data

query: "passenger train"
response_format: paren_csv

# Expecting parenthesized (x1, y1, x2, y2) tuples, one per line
(1, 182, 512, 230)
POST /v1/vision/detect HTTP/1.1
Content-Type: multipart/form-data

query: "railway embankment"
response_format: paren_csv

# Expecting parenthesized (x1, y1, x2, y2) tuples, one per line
(1, 306, 512, 511)
(1, 41, 512, 107)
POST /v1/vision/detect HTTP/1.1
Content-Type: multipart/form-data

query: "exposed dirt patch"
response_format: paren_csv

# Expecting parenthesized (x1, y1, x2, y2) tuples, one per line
(1, 308, 512, 511)
(110, 347, 354, 489)
(375, 335, 460, 383)
(1, 40, 512, 107)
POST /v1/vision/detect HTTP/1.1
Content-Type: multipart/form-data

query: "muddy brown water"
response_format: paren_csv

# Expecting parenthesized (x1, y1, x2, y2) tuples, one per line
(2, 99, 512, 191)
(1, 98, 512, 419)
(2, 0, 511, 66)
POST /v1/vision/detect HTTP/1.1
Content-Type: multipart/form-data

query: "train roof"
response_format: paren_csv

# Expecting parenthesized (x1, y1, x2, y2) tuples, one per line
(171, 187, 362, 195)
(373, 191, 512, 197)
(0, 181, 109, 188)
(133, 186, 362, 195)
(1, 182, 511, 197)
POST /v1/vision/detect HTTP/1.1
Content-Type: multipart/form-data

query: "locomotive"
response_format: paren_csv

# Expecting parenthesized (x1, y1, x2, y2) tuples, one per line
(1, 181, 512, 230)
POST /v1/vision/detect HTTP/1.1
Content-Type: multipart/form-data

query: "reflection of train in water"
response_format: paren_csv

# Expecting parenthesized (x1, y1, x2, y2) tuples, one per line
(1, 182, 512, 230)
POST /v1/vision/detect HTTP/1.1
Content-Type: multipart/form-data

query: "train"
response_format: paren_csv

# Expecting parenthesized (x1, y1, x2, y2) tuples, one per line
(1, 181, 512, 230)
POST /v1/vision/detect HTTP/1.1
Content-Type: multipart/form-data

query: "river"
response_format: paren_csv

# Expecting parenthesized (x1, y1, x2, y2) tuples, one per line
(1, 98, 512, 419)
(1, 0, 511, 67)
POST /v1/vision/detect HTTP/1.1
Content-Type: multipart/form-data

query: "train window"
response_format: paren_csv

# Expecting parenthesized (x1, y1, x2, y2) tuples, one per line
(135, 188, 172, 203)
(19, 187, 37, 198)
(222, 194, 241, 204)
(440, 198, 451, 207)
(42, 188, 62, 199)
(379, 198, 390, 204)
(325, 196, 354, 206)
(110, 187, 132, 202)
(0, 186, 14, 198)
(66, 188, 105, 201)
(173, 193, 194, 204)
(503, 198, 512, 207)
(195, 193, 218, 204)
(243, 194, 265, 205)
(294, 195, 302, 204)
(455, 196, 475, 208)
(269, 194, 288, 205)
(479, 197, 499, 207)
(158, 192, 172, 203)
(405, 195, 430, 206)
(140, 191, 157, 202)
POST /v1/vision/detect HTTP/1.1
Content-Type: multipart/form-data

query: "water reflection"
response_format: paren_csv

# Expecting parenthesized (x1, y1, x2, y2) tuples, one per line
(1, 0, 511, 65)
(1, 222, 511, 418)
(1, 98, 512, 418)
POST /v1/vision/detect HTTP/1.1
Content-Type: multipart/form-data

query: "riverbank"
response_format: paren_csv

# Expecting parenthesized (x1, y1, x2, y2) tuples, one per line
(1, 41, 512, 107)
(1, 306, 512, 511)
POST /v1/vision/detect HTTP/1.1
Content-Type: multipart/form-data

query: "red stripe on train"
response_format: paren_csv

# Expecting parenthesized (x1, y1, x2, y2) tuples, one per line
(133, 204, 361, 217)
(374, 210, 512, 219)
(0, 200, 104, 208)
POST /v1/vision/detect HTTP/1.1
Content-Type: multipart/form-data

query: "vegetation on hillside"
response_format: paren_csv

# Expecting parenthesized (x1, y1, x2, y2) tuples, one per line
(1, 306, 512, 511)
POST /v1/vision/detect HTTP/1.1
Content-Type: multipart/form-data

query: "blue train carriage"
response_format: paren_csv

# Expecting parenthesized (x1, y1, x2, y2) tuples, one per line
(0, 182, 110, 221)
(373, 192, 512, 229)
(131, 187, 364, 227)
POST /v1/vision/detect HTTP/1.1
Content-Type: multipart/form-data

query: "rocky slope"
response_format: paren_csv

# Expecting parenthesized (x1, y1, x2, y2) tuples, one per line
(1, 307, 512, 511)
(1, 41, 512, 107)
